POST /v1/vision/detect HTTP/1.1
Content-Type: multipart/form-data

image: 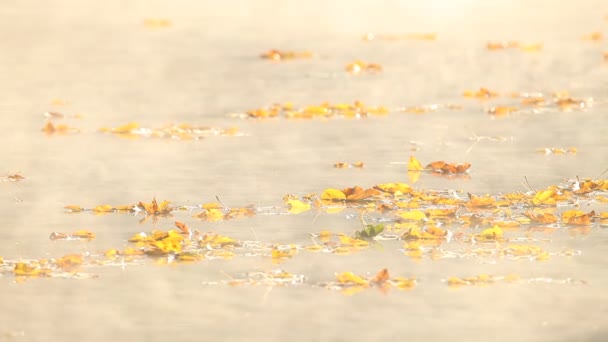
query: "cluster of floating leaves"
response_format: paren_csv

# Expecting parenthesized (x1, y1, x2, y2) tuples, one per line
(98, 122, 241, 140)
(42, 117, 241, 140)
(234, 101, 389, 119)
(463, 88, 594, 116)
(234, 101, 465, 120)
(2, 173, 605, 289)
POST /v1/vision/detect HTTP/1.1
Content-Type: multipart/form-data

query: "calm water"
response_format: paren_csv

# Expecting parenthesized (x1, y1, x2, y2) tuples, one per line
(1, 0, 607, 341)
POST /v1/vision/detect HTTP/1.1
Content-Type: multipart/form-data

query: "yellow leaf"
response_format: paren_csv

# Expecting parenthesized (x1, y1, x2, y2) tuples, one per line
(54, 254, 84, 271)
(286, 199, 311, 214)
(92, 204, 113, 212)
(447, 277, 468, 286)
(105, 249, 120, 258)
(532, 189, 556, 206)
(14, 262, 51, 277)
(111, 122, 139, 134)
(398, 210, 427, 221)
(72, 230, 96, 240)
(374, 182, 412, 194)
(393, 277, 416, 290)
(64, 205, 84, 212)
(408, 156, 424, 171)
(338, 235, 369, 247)
(477, 225, 503, 241)
(318, 230, 332, 241)
(336, 272, 369, 286)
(321, 188, 346, 201)
(202, 202, 223, 209)
(193, 208, 224, 221)
(271, 249, 294, 259)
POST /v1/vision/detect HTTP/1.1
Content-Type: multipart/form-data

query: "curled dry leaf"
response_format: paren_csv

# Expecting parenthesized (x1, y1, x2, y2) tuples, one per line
(425, 161, 471, 174)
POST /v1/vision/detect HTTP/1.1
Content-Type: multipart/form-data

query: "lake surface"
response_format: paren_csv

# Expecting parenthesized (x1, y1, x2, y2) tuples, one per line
(1, 1, 607, 341)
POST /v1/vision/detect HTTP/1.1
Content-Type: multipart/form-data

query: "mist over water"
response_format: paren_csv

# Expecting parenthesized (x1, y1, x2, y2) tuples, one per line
(1, 1, 607, 341)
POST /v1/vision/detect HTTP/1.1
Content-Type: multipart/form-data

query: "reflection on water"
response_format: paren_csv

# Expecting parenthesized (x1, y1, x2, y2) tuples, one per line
(1, 0, 608, 341)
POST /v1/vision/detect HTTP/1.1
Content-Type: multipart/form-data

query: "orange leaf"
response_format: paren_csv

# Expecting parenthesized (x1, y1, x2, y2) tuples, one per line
(562, 210, 594, 225)
(467, 193, 495, 207)
(371, 268, 390, 285)
(174, 221, 190, 235)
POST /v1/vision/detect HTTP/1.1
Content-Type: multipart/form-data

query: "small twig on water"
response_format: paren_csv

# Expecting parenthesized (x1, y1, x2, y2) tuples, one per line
(522, 176, 537, 192)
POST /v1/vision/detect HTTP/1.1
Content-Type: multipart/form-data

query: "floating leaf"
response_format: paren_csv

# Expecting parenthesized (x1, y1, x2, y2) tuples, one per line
(467, 193, 495, 208)
(138, 198, 173, 215)
(92, 204, 114, 213)
(354, 224, 384, 240)
(476, 225, 503, 242)
(524, 211, 558, 224)
(346, 60, 383, 74)
(408, 156, 424, 171)
(336, 272, 369, 286)
(174, 221, 190, 235)
(260, 49, 313, 61)
(286, 199, 311, 214)
(321, 188, 346, 201)
(192, 208, 224, 221)
(562, 210, 595, 226)
(398, 210, 427, 221)
(54, 254, 84, 271)
(426, 161, 471, 174)
(14, 262, 52, 277)
(531, 188, 557, 206)
(370, 268, 390, 285)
